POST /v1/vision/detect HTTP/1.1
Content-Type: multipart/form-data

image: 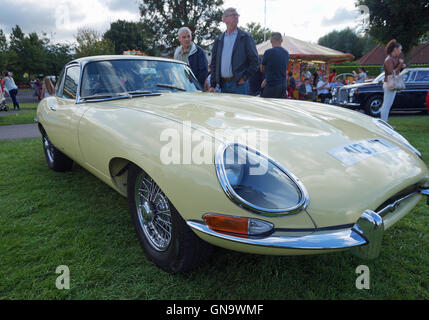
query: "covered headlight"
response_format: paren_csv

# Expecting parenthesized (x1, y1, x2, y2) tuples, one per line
(215, 143, 309, 216)
(374, 119, 422, 158)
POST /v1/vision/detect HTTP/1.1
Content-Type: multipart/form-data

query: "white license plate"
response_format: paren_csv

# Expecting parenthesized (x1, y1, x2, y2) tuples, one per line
(328, 138, 399, 166)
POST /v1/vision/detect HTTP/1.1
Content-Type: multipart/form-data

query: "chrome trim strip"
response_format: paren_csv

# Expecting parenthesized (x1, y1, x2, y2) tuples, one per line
(215, 143, 310, 217)
(377, 190, 421, 217)
(374, 118, 422, 158)
(187, 220, 366, 250)
(341, 102, 360, 107)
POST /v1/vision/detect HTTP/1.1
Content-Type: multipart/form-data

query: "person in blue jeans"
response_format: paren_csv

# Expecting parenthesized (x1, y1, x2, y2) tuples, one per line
(209, 8, 259, 95)
(3, 71, 20, 110)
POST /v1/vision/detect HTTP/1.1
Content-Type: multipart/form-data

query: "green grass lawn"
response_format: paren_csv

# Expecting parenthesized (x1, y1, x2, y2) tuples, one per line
(0, 104, 38, 126)
(0, 116, 428, 299)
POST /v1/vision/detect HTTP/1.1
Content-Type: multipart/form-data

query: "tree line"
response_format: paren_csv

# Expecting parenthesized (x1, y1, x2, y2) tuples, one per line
(0, 26, 73, 84)
(0, 0, 427, 84)
(320, 0, 428, 61)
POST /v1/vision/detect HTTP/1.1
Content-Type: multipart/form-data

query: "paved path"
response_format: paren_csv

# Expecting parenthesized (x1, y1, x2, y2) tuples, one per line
(0, 123, 41, 140)
(0, 111, 19, 117)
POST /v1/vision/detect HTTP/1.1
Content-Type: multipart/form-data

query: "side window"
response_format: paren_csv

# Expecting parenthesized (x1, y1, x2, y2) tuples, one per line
(415, 71, 429, 82)
(56, 68, 65, 96)
(63, 66, 80, 99)
(405, 72, 415, 83)
(402, 72, 410, 83)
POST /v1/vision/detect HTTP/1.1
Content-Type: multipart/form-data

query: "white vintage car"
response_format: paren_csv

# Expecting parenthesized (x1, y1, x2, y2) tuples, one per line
(36, 55, 429, 273)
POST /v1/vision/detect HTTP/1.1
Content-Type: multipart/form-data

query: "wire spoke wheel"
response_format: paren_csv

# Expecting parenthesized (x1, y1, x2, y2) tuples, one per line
(43, 135, 55, 164)
(134, 172, 172, 252)
(41, 130, 73, 172)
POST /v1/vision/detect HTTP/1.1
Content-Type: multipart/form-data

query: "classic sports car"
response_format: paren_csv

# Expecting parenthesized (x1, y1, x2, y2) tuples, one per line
(330, 68, 429, 117)
(36, 56, 429, 273)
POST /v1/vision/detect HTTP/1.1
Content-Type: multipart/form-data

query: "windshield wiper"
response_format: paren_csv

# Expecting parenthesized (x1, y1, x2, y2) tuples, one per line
(81, 90, 160, 101)
(81, 94, 119, 100)
(156, 84, 186, 92)
(125, 90, 153, 95)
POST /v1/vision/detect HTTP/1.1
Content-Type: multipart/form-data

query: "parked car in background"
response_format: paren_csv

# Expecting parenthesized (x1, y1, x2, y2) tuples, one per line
(426, 91, 429, 112)
(333, 73, 355, 85)
(330, 68, 429, 117)
(36, 56, 429, 273)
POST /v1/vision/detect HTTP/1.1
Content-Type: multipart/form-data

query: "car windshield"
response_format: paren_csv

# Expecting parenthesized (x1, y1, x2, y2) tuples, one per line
(80, 59, 201, 98)
(373, 72, 385, 83)
(373, 70, 414, 83)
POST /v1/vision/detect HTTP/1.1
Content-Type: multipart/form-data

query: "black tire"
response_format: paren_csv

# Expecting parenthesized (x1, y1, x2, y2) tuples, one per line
(365, 95, 383, 117)
(127, 164, 213, 274)
(42, 132, 73, 172)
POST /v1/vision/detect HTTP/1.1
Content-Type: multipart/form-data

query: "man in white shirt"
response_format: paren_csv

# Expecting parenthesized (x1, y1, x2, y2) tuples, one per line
(316, 75, 331, 103)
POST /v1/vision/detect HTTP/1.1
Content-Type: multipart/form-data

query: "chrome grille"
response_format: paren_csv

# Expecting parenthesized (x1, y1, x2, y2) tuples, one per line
(338, 88, 348, 103)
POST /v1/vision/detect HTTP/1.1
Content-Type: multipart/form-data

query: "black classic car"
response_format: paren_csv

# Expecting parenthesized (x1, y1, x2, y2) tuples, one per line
(329, 68, 429, 117)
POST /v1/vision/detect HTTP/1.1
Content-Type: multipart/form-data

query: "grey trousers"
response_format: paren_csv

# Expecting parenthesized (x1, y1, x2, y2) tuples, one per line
(380, 88, 397, 122)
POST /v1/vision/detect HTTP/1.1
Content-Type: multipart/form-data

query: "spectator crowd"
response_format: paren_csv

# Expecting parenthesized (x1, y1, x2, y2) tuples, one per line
(176, 7, 357, 102)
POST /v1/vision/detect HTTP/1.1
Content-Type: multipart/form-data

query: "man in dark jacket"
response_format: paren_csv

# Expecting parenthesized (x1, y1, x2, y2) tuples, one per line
(209, 8, 259, 94)
(174, 27, 208, 89)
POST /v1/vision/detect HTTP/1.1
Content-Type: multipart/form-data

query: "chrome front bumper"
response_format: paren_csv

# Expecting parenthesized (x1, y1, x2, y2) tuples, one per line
(188, 188, 429, 259)
(328, 99, 360, 108)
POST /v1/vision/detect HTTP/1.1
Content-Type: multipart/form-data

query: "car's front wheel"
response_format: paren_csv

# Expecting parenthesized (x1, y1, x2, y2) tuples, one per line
(127, 164, 213, 273)
(365, 95, 383, 117)
(42, 132, 73, 172)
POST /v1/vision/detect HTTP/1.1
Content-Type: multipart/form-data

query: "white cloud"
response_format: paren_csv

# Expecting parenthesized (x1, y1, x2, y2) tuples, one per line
(224, 0, 360, 43)
(0, 0, 363, 45)
(321, 7, 360, 27)
(0, 0, 140, 43)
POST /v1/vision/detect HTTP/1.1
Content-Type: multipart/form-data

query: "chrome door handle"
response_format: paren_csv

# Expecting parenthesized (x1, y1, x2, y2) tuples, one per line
(49, 106, 56, 111)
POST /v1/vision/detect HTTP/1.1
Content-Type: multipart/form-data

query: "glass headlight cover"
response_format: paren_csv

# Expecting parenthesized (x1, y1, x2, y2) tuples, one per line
(374, 119, 422, 158)
(215, 143, 309, 216)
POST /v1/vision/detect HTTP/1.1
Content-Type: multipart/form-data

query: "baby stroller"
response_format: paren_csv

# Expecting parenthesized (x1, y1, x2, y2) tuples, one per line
(0, 86, 9, 112)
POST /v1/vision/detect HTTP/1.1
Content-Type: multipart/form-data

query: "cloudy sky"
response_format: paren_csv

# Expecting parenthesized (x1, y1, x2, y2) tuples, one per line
(0, 0, 363, 44)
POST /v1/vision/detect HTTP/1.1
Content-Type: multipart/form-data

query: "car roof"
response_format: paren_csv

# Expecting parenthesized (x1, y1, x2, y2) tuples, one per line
(406, 67, 429, 71)
(67, 55, 186, 66)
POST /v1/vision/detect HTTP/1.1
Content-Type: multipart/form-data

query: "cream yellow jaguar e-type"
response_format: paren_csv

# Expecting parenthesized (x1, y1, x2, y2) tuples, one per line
(36, 56, 429, 273)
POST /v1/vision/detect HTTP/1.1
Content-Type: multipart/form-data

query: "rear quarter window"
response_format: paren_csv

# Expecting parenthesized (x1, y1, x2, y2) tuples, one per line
(63, 66, 80, 99)
(415, 71, 429, 82)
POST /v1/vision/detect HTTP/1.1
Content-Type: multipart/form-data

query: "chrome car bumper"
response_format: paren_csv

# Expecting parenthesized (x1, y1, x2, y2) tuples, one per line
(328, 99, 360, 108)
(188, 188, 429, 259)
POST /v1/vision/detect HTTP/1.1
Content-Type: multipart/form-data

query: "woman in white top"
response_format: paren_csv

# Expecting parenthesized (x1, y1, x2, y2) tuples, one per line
(3, 71, 20, 110)
(41, 76, 55, 99)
